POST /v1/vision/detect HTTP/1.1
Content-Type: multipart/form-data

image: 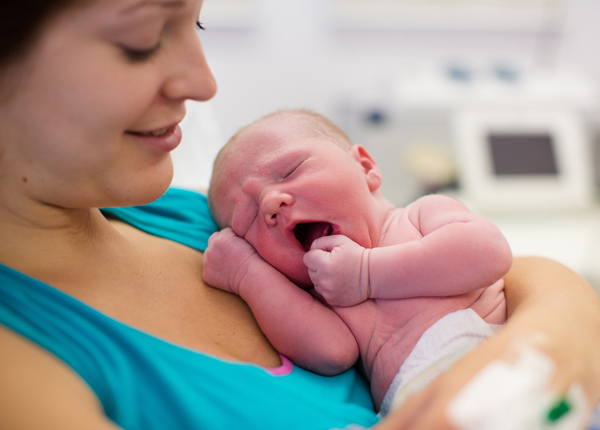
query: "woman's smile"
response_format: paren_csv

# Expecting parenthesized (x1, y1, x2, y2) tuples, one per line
(126, 123, 183, 152)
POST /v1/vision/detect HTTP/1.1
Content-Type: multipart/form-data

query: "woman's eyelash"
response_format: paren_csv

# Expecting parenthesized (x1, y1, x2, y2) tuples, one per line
(122, 43, 161, 62)
(122, 21, 202, 62)
(122, 22, 203, 62)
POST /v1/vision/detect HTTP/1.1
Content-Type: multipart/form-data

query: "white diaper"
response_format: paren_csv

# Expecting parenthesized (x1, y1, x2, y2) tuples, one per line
(379, 308, 498, 415)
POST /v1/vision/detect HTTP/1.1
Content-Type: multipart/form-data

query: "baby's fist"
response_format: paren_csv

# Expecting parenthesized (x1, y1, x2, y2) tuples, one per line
(202, 228, 258, 295)
(303, 235, 370, 307)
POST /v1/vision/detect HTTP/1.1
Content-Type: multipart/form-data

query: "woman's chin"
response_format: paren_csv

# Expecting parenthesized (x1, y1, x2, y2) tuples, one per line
(106, 163, 174, 208)
(131, 178, 173, 206)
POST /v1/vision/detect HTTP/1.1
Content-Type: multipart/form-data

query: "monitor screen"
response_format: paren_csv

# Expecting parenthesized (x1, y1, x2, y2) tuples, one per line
(488, 133, 559, 176)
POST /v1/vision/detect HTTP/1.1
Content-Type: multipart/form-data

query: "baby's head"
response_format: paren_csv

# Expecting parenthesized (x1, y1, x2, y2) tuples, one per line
(208, 109, 384, 286)
(209, 110, 353, 227)
(229, 109, 352, 154)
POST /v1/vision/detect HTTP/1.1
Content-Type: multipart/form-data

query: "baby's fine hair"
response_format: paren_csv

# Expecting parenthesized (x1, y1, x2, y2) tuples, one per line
(208, 109, 352, 223)
(228, 109, 351, 152)
(213, 109, 352, 173)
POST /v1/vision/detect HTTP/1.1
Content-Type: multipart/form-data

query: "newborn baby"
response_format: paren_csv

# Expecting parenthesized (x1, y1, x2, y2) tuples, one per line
(203, 110, 512, 413)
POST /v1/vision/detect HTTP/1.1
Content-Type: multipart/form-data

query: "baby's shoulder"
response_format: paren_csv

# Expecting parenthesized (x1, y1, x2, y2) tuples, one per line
(405, 194, 468, 213)
(379, 207, 424, 245)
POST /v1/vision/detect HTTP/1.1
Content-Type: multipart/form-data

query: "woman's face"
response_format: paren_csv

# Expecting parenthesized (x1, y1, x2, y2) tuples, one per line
(0, 0, 216, 209)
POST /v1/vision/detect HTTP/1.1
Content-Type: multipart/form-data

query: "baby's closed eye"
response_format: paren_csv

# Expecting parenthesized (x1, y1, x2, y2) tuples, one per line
(281, 161, 304, 180)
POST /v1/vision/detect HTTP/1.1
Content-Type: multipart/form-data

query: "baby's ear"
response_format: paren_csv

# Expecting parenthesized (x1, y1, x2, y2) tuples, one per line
(349, 145, 382, 192)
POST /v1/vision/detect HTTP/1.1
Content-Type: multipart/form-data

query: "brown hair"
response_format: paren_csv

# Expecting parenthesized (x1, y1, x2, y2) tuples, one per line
(0, 0, 79, 66)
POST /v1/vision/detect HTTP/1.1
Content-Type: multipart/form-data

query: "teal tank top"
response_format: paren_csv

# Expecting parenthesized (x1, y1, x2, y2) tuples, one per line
(0, 188, 378, 430)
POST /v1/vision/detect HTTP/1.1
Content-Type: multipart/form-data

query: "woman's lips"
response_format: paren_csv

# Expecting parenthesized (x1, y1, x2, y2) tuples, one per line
(126, 124, 182, 152)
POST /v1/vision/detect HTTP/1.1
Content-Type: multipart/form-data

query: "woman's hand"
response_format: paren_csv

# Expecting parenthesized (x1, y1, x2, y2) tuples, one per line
(375, 256, 600, 429)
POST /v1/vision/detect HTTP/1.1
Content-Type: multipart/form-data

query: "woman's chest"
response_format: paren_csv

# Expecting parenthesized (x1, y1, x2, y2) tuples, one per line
(58, 230, 282, 369)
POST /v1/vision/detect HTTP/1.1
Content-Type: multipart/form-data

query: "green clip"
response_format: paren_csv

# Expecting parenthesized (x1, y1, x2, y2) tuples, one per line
(547, 397, 571, 422)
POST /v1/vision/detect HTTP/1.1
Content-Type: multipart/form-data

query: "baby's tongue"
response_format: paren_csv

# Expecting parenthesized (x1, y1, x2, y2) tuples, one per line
(296, 222, 333, 251)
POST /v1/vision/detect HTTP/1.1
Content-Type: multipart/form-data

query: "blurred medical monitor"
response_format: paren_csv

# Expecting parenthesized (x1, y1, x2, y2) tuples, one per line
(453, 110, 595, 212)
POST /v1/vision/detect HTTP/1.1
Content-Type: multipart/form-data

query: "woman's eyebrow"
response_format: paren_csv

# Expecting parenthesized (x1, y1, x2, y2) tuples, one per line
(120, 0, 186, 14)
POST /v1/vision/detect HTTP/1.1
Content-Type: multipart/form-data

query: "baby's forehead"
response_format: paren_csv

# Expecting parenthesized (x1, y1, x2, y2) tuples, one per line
(210, 128, 303, 218)
(222, 123, 303, 167)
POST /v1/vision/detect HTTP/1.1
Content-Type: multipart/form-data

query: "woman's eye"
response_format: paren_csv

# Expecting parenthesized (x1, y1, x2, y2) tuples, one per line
(196, 21, 206, 31)
(121, 43, 161, 62)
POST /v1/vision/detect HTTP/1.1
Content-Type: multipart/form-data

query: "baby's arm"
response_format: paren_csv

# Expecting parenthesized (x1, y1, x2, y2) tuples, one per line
(305, 194, 511, 306)
(202, 228, 359, 375)
(369, 194, 512, 299)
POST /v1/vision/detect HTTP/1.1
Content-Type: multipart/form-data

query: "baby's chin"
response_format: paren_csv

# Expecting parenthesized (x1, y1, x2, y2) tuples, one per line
(292, 276, 313, 290)
(280, 266, 312, 289)
(261, 253, 312, 288)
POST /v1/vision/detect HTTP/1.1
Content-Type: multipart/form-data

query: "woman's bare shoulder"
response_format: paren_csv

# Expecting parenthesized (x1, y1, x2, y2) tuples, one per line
(0, 325, 119, 430)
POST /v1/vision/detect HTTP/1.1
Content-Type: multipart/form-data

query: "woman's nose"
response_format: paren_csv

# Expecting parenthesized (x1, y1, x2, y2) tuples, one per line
(162, 30, 217, 102)
(262, 190, 294, 226)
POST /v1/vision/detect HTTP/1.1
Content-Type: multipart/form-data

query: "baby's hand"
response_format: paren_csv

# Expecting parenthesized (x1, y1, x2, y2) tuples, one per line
(202, 228, 260, 296)
(303, 235, 370, 307)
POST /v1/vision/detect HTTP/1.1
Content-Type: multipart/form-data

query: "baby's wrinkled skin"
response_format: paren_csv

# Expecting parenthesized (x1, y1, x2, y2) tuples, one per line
(203, 112, 512, 409)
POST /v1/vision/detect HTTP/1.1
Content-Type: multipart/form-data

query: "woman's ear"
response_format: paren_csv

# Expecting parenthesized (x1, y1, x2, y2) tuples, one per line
(349, 145, 382, 192)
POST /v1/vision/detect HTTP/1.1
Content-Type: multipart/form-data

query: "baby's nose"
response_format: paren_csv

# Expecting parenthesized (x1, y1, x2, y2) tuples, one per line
(262, 191, 294, 226)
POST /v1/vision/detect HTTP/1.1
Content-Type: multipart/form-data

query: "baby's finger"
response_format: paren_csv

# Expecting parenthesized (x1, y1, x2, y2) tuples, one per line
(206, 231, 220, 247)
(303, 248, 329, 270)
(306, 267, 318, 282)
(310, 234, 348, 252)
(219, 227, 236, 238)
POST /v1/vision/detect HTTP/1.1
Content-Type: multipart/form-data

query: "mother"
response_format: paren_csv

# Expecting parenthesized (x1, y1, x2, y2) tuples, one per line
(0, 0, 599, 429)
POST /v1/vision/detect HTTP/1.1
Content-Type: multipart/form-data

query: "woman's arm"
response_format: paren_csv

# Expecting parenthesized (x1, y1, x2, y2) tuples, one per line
(0, 325, 122, 430)
(375, 256, 600, 429)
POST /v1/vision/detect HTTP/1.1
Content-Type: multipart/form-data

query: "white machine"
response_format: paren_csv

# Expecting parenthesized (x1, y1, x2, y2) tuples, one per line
(450, 108, 600, 293)
(390, 66, 600, 292)
(452, 109, 595, 213)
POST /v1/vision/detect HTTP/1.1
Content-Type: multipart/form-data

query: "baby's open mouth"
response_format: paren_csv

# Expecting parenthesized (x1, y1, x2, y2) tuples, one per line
(293, 222, 333, 252)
